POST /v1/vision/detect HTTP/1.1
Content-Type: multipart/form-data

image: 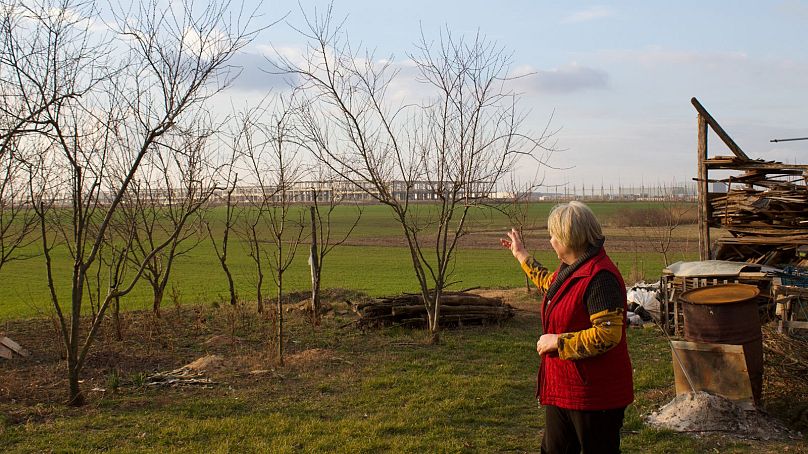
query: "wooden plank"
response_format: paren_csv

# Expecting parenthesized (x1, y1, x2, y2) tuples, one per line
(0, 337, 28, 357)
(0, 343, 12, 360)
(782, 320, 808, 330)
(705, 162, 808, 171)
(691, 97, 750, 160)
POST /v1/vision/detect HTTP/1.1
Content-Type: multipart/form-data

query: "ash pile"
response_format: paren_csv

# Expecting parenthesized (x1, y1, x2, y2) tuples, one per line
(646, 391, 799, 441)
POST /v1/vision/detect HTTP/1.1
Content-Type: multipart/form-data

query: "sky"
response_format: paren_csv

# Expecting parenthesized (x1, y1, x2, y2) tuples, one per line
(203, 1, 808, 190)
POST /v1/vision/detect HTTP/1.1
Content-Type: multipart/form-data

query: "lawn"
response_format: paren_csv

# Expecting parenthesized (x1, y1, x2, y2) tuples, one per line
(0, 195, 803, 452)
(3, 292, 802, 453)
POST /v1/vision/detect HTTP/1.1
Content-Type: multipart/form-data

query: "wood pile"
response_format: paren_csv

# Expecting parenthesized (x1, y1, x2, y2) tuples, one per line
(705, 156, 808, 267)
(352, 291, 514, 327)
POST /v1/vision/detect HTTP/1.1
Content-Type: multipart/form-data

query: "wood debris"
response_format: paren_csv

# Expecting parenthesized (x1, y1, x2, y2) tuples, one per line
(0, 336, 29, 360)
(703, 157, 808, 266)
(145, 356, 223, 388)
(351, 291, 515, 327)
(145, 368, 218, 388)
(692, 99, 808, 266)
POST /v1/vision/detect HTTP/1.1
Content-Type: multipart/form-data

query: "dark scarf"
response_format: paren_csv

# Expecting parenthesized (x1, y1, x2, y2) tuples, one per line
(544, 238, 605, 303)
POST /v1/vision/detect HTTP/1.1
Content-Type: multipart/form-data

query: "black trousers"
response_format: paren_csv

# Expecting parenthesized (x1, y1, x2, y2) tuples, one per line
(540, 405, 626, 454)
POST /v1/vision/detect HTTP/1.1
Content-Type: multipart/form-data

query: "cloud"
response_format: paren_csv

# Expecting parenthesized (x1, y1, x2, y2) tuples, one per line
(516, 64, 610, 94)
(562, 6, 615, 24)
(775, 0, 808, 20)
(225, 51, 297, 92)
(600, 47, 749, 67)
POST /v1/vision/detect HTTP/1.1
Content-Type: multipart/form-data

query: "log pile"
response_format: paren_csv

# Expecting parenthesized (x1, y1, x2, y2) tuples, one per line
(705, 156, 808, 267)
(352, 291, 514, 327)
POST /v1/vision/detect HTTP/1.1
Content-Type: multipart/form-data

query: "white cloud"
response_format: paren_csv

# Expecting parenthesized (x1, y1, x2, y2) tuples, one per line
(182, 27, 231, 61)
(224, 50, 296, 92)
(562, 6, 615, 24)
(600, 47, 749, 67)
(775, 0, 808, 20)
(511, 63, 610, 94)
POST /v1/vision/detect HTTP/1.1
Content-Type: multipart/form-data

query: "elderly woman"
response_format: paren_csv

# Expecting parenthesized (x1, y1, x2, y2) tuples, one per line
(502, 201, 633, 454)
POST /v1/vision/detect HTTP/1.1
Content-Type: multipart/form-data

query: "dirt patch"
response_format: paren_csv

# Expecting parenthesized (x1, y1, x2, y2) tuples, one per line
(284, 348, 335, 367)
(476, 288, 542, 313)
(204, 335, 243, 347)
(184, 354, 225, 372)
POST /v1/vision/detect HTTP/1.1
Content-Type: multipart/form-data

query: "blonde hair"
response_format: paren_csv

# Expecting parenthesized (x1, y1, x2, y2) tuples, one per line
(547, 201, 604, 254)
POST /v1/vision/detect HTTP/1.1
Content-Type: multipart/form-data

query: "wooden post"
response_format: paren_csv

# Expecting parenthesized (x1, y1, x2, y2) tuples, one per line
(697, 113, 710, 260)
(691, 97, 749, 160)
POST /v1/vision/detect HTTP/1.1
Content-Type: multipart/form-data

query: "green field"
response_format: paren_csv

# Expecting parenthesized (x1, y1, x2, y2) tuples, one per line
(0, 202, 696, 321)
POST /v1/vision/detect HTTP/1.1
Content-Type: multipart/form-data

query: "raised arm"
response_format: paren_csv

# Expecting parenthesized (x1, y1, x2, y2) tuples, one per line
(501, 228, 553, 291)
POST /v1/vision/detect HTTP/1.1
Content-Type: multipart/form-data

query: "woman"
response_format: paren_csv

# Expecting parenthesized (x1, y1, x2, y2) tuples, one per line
(502, 201, 633, 454)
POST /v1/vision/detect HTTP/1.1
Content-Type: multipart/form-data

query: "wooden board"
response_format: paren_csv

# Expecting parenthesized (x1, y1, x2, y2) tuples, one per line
(0, 336, 28, 357)
(0, 343, 12, 360)
(670, 340, 755, 410)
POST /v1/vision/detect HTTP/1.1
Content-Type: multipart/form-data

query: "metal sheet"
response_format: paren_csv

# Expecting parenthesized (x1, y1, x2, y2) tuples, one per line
(665, 260, 779, 278)
(670, 340, 756, 410)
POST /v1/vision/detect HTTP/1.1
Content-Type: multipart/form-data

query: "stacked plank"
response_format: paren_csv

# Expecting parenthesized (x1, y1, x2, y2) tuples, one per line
(352, 291, 514, 327)
(705, 157, 808, 266)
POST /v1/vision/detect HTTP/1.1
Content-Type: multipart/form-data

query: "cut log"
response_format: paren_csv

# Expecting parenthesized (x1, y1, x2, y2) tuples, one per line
(353, 291, 514, 328)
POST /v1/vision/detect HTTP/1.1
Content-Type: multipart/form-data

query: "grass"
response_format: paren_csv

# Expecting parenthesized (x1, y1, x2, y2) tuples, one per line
(2, 200, 800, 452)
(2, 299, 797, 453)
(0, 201, 698, 322)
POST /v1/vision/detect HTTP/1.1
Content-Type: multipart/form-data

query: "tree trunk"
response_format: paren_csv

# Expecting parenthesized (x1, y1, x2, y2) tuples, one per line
(67, 362, 85, 406)
(223, 261, 237, 306)
(113, 296, 122, 341)
(309, 206, 321, 325)
(152, 284, 163, 317)
(277, 273, 284, 366)
(257, 268, 264, 313)
(428, 292, 442, 345)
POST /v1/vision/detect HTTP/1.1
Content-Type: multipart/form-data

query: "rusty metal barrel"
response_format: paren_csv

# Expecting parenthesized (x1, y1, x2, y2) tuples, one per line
(679, 283, 763, 405)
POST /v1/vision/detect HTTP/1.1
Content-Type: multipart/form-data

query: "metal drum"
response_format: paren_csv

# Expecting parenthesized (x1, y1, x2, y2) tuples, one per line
(679, 283, 763, 405)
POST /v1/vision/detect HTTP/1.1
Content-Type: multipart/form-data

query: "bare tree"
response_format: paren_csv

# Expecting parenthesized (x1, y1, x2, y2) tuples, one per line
(232, 105, 275, 314)
(206, 147, 240, 307)
(307, 167, 362, 325)
(238, 96, 305, 365)
(500, 179, 543, 294)
(119, 124, 220, 317)
(11, 0, 260, 405)
(638, 185, 695, 266)
(0, 143, 40, 272)
(266, 104, 305, 366)
(283, 7, 554, 342)
(0, 0, 91, 158)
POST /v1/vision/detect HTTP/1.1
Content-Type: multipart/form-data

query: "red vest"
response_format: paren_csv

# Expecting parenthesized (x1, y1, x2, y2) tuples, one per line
(537, 248, 634, 410)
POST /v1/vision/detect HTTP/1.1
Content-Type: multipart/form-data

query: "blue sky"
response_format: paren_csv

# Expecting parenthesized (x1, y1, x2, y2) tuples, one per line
(225, 1, 808, 189)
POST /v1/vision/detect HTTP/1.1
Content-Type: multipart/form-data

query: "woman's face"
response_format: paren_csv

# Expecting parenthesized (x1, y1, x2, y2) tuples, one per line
(550, 235, 577, 265)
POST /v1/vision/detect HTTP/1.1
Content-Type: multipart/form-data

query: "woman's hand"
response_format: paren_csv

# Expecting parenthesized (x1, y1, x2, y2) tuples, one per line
(501, 228, 529, 263)
(536, 334, 559, 356)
